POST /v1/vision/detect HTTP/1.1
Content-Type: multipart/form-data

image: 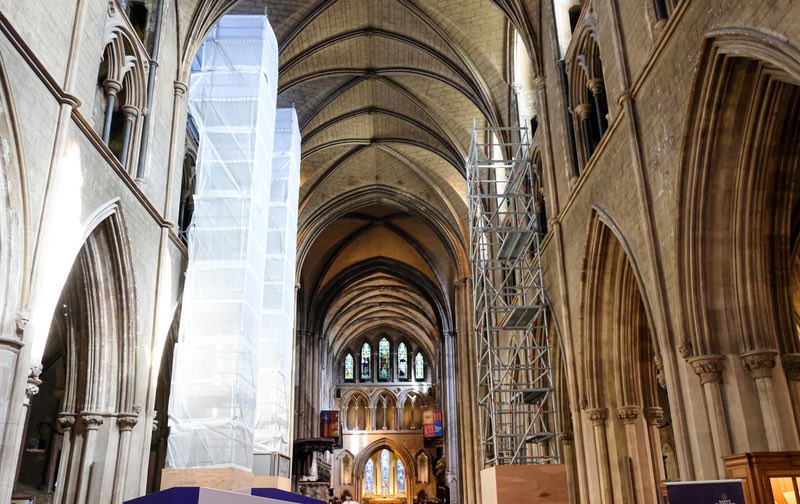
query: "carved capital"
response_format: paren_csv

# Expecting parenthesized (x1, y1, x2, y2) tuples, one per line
(643, 406, 664, 426)
(782, 353, 800, 381)
(617, 405, 640, 424)
(152, 418, 159, 432)
(103, 78, 122, 96)
(654, 354, 667, 389)
(585, 407, 607, 426)
(511, 82, 524, 94)
(173, 81, 188, 96)
(689, 354, 726, 384)
(574, 102, 592, 120)
(57, 414, 76, 433)
(121, 104, 139, 119)
(740, 349, 777, 380)
(531, 77, 546, 90)
(558, 431, 574, 443)
(116, 414, 139, 431)
(587, 78, 604, 96)
(80, 414, 105, 430)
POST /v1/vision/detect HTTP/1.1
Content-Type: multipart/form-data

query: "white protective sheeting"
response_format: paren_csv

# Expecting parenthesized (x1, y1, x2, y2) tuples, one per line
(167, 15, 278, 470)
(253, 108, 300, 457)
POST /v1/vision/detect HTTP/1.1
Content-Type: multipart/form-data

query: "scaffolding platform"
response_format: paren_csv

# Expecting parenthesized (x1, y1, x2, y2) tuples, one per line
(467, 124, 559, 467)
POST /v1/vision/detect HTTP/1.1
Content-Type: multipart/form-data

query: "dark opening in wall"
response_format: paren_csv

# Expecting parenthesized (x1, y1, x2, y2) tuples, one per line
(568, 6, 582, 33)
(126, 1, 150, 46)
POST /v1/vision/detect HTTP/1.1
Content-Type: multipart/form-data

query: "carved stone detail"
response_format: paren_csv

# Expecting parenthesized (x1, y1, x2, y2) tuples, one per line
(574, 103, 592, 120)
(81, 414, 105, 430)
(559, 431, 574, 443)
(782, 353, 800, 381)
(740, 349, 777, 380)
(677, 340, 693, 359)
(617, 405, 641, 424)
(587, 78, 604, 96)
(654, 355, 667, 389)
(25, 363, 43, 401)
(117, 414, 139, 431)
(585, 408, 607, 426)
(57, 414, 76, 433)
(688, 354, 726, 384)
(643, 406, 664, 426)
(15, 309, 30, 333)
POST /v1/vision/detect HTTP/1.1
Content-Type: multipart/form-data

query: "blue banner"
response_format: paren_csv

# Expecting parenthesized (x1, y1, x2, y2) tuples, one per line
(665, 480, 745, 504)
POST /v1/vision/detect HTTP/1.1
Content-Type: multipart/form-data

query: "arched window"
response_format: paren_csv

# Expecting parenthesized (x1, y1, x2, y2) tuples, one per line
(415, 353, 425, 381)
(378, 338, 391, 381)
(397, 342, 409, 380)
(364, 459, 375, 494)
(344, 353, 354, 382)
(380, 449, 391, 495)
(396, 459, 406, 495)
(361, 343, 371, 381)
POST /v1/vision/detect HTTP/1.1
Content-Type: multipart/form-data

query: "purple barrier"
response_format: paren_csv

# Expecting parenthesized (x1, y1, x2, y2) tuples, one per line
(125, 487, 325, 504)
(251, 488, 326, 504)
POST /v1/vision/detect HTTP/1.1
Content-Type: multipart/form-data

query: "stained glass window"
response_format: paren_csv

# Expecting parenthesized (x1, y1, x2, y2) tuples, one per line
(415, 353, 425, 381)
(364, 459, 375, 494)
(397, 342, 408, 380)
(380, 449, 391, 495)
(378, 338, 391, 381)
(361, 343, 371, 381)
(344, 354, 354, 381)
(396, 459, 406, 495)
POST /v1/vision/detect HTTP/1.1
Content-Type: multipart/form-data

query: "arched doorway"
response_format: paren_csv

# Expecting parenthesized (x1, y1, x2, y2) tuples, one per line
(355, 442, 415, 504)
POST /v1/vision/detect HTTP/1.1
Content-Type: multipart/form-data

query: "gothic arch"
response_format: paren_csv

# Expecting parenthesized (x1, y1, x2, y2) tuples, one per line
(676, 27, 800, 455)
(579, 209, 670, 504)
(353, 438, 416, 503)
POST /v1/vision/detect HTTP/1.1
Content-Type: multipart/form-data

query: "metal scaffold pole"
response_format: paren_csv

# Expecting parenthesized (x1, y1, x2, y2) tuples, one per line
(466, 123, 559, 467)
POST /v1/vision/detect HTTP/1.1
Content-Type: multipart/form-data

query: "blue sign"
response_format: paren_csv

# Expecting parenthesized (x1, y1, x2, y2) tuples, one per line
(665, 480, 746, 504)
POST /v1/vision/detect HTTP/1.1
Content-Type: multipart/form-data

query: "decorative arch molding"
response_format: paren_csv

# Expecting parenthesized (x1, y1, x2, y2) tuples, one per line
(579, 208, 659, 409)
(677, 28, 800, 358)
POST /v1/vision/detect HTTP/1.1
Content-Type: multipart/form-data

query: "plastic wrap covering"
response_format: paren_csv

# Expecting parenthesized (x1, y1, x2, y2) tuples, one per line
(167, 15, 278, 470)
(253, 108, 300, 457)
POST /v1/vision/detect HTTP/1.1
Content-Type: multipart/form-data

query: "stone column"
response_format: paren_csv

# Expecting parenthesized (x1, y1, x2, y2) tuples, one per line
(444, 330, 461, 504)
(101, 79, 122, 144)
(688, 354, 730, 476)
(740, 349, 783, 451)
(618, 406, 655, 504)
(574, 103, 594, 159)
(585, 408, 613, 504)
(559, 432, 579, 504)
(118, 105, 139, 169)
(111, 413, 139, 504)
(643, 407, 666, 483)
(53, 415, 75, 504)
(587, 78, 607, 136)
(75, 414, 104, 504)
(782, 354, 800, 434)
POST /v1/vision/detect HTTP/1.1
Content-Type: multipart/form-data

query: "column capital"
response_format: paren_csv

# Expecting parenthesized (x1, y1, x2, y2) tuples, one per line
(531, 77, 546, 90)
(574, 102, 592, 120)
(617, 405, 640, 425)
(80, 414, 105, 430)
(688, 354, 726, 384)
(558, 431, 574, 443)
(585, 407, 607, 426)
(57, 414, 76, 433)
(782, 353, 800, 381)
(121, 104, 140, 119)
(173, 81, 188, 96)
(116, 414, 139, 431)
(740, 349, 777, 380)
(615, 90, 634, 105)
(643, 406, 664, 426)
(103, 78, 122, 96)
(587, 78, 604, 96)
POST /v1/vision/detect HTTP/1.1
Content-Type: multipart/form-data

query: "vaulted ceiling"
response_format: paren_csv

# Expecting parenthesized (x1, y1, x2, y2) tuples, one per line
(219, 0, 539, 344)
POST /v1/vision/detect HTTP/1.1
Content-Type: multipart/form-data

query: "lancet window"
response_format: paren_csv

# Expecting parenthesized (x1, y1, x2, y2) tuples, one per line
(396, 459, 406, 495)
(344, 354, 354, 382)
(415, 353, 425, 381)
(397, 342, 409, 380)
(378, 338, 391, 381)
(364, 459, 375, 494)
(361, 343, 371, 380)
(380, 449, 391, 495)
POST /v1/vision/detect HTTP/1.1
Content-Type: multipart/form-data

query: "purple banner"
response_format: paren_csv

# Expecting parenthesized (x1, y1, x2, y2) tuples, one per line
(665, 480, 745, 504)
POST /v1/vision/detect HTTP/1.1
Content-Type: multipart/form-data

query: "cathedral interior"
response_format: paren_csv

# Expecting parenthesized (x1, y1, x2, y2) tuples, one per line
(0, 0, 799, 503)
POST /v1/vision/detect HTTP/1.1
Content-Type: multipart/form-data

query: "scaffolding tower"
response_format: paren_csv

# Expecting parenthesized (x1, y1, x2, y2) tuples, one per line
(467, 125, 559, 467)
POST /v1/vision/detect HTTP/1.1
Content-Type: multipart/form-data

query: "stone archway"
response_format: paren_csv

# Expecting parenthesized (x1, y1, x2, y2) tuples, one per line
(579, 210, 675, 504)
(353, 439, 417, 504)
(13, 212, 137, 504)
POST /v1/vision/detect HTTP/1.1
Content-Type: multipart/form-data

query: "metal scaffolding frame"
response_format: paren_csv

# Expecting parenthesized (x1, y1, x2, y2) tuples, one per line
(467, 124, 559, 466)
